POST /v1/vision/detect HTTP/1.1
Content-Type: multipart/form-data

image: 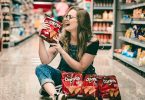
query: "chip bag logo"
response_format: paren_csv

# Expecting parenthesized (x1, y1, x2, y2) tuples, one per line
(48, 21, 61, 29)
(103, 79, 116, 85)
(64, 75, 81, 83)
(86, 77, 97, 83)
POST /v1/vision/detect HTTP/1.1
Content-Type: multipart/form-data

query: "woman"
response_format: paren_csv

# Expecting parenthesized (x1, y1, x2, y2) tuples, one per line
(35, 6, 99, 100)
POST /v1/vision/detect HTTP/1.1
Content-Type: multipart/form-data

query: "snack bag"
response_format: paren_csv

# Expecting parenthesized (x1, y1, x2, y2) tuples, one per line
(83, 74, 98, 97)
(40, 17, 62, 43)
(97, 75, 121, 99)
(61, 72, 83, 97)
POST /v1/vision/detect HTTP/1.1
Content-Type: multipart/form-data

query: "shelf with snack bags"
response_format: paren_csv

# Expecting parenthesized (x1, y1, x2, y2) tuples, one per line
(113, 0, 145, 76)
(119, 36, 145, 48)
(114, 53, 145, 73)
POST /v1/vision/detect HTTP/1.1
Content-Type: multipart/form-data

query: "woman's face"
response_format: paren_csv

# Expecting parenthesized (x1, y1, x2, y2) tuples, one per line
(63, 9, 78, 32)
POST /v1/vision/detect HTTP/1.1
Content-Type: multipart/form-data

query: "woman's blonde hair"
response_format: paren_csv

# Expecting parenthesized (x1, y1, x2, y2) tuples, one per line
(60, 6, 92, 60)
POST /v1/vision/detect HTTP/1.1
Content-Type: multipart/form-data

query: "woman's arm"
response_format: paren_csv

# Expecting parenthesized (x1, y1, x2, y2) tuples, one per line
(39, 38, 58, 64)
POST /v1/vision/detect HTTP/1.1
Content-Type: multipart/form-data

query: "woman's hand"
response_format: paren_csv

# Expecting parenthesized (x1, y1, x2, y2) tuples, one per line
(49, 37, 65, 54)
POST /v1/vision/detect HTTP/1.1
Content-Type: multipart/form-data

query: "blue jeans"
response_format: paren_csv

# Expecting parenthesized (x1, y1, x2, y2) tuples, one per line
(35, 64, 61, 86)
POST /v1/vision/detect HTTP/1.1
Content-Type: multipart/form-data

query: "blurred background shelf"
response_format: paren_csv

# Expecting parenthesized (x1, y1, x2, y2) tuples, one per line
(10, 33, 35, 46)
(93, 19, 113, 22)
(119, 36, 145, 48)
(94, 6, 113, 10)
(114, 53, 145, 73)
(93, 31, 112, 34)
(121, 2, 145, 10)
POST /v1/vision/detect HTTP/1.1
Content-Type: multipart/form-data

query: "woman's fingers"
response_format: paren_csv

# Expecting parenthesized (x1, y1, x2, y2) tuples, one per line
(49, 43, 57, 46)
(53, 37, 59, 43)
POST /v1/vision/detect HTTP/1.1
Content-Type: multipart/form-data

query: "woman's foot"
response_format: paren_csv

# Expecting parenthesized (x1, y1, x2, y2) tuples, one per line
(39, 88, 49, 96)
(54, 93, 67, 100)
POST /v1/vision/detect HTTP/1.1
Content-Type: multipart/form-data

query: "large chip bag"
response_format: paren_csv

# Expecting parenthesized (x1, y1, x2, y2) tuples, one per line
(61, 72, 83, 96)
(97, 75, 121, 99)
(83, 74, 98, 97)
(40, 17, 62, 43)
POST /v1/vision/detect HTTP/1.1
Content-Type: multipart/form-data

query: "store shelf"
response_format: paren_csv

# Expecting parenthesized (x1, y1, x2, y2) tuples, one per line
(3, 42, 9, 44)
(120, 19, 131, 24)
(100, 44, 111, 46)
(120, 2, 145, 10)
(11, 26, 23, 28)
(12, 33, 35, 46)
(119, 36, 145, 48)
(94, 6, 113, 10)
(132, 20, 145, 24)
(120, 19, 145, 24)
(1, 21, 10, 23)
(93, 31, 112, 34)
(33, 1, 75, 5)
(114, 53, 145, 73)
(93, 19, 113, 22)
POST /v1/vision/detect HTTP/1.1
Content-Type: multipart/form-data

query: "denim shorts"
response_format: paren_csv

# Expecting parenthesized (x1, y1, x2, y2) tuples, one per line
(35, 64, 61, 86)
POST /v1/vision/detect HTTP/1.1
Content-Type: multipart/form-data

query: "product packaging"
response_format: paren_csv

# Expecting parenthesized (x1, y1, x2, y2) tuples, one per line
(61, 72, 83, 97)
(97, 75, 121, 99)
(40, 17, 62, 43)
(83, 74, 98, 97)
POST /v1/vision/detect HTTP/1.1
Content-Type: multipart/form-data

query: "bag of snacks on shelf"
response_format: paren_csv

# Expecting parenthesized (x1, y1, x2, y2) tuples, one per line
(61, 72, 83, 97)
(40, 17, 62, 43)
(97, 75, 121, 100)
(83, 74, 98, 98)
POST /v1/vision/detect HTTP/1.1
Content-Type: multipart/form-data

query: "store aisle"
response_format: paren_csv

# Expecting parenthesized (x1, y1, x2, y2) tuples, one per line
(0, 36, 145, 100)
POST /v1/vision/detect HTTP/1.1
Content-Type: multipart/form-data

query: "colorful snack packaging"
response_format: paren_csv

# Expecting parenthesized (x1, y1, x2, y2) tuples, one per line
(83, 74, 98, 97)
(61, 72, 83, 97)
(97, 75, 121, 99)
(40, 17, 62, 43)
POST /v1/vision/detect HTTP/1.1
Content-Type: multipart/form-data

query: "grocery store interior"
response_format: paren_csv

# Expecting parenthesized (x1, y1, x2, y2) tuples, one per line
(0, 0, 145, 100)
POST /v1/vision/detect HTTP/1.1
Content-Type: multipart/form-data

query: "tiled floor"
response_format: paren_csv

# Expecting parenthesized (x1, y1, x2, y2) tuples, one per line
(0, 35, 145, 100)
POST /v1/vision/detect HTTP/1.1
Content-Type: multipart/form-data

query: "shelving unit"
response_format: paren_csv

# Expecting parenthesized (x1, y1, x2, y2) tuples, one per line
(113, 0, 145, 75)
(10, 0, 35, 46)
(0, 0, 12, 48)
(92, 0, 114, 49)
(0, 4, 2, 52)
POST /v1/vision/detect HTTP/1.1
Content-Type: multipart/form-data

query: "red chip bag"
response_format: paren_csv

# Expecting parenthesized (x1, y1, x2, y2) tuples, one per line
(83, 74, 98, 97)
(97, 75, 121, 99)
(61, 72, 83, 96)
(40, 17, 62, 43)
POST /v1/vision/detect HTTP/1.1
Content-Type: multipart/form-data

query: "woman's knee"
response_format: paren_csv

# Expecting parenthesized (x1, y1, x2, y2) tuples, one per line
(35, 64, 47, 76)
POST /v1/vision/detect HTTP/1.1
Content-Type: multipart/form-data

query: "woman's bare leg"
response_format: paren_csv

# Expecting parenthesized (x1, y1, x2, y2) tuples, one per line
(43, 82, 57, 96)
